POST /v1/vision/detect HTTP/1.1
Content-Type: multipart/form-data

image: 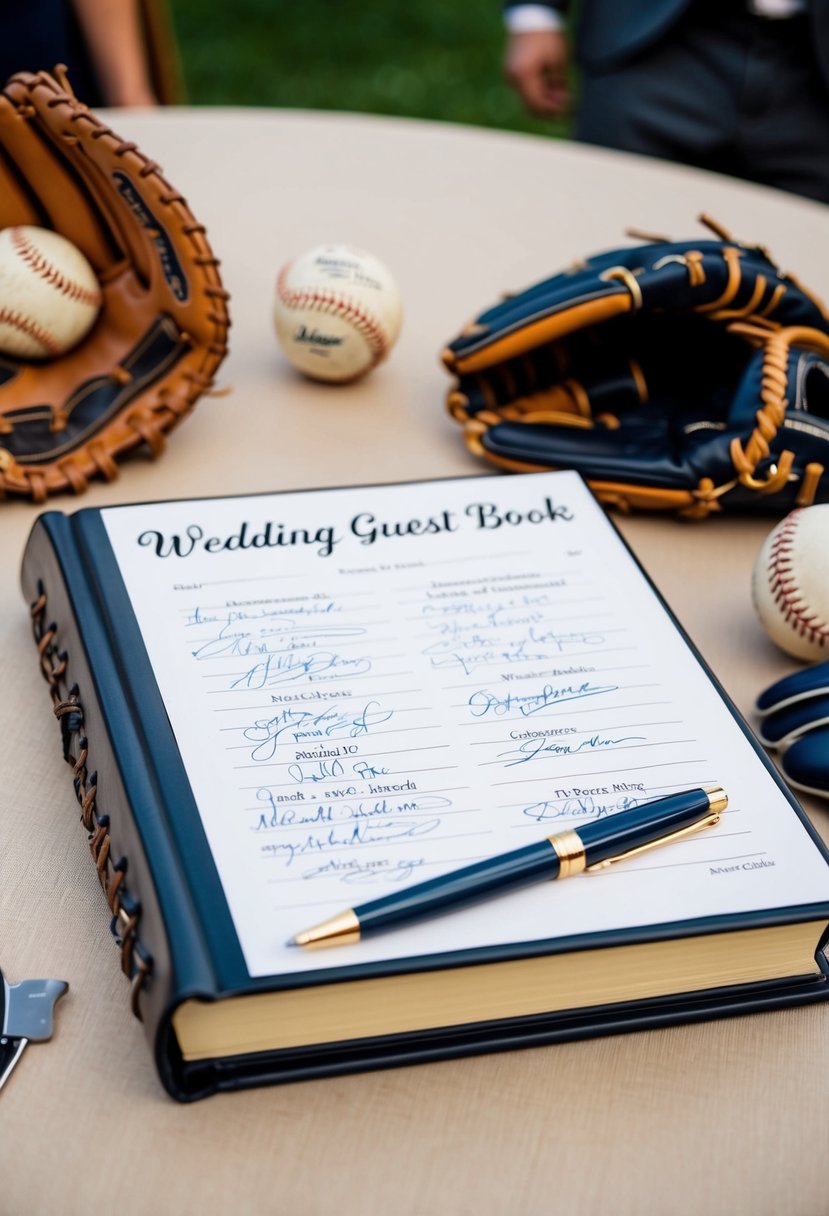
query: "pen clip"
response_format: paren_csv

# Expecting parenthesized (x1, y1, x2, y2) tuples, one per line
(584, 811, 722, 874)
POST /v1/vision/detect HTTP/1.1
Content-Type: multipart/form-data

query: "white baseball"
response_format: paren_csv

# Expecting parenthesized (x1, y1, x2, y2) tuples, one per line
(752, 505, 829, 661)
(273, 243, 402, 383)
(0, 226, 101, 360)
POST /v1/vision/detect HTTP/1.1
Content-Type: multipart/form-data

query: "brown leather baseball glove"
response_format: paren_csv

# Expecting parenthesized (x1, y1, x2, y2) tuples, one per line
(0, 68, 230, 502)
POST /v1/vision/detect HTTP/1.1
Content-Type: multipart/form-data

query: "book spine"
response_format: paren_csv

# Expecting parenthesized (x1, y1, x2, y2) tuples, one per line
(28, 570, 153, 1016)
(22, 512, 232, 1099)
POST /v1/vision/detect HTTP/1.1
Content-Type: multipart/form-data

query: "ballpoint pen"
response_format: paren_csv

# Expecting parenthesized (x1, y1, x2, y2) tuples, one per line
(288, 784, 728, 948)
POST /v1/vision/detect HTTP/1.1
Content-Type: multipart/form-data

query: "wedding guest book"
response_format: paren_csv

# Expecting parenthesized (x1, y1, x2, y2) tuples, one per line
(21, 471, 829, 1101)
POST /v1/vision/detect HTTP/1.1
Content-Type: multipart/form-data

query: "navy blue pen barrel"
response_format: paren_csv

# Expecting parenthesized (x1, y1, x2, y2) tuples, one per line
(578, 787, 711, 866)
(355, 841, 559, 935)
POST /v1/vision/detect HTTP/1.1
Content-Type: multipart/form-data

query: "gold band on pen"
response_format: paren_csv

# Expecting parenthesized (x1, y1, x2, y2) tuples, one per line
(703, 784, 728, 816)
(548, 829, 587, 878)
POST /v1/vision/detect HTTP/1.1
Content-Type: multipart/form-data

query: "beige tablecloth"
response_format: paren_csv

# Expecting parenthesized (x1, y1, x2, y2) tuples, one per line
(2, 109, 829, 1216)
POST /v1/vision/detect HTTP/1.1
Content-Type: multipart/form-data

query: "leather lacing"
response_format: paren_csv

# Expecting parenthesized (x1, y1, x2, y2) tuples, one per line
(30, 585, 152, 1020)
(686, 323, 829, 518)
(0, 68, 231, 503)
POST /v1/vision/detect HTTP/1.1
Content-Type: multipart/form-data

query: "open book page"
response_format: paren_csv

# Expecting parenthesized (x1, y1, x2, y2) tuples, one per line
(101, 472, 829, 978)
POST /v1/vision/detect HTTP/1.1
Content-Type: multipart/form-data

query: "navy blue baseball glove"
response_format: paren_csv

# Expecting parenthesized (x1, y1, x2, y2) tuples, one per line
(442, 216, 829, 518)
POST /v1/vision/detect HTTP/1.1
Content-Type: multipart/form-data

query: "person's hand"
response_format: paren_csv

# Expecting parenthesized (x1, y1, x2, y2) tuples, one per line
(504, 29, 570, 118)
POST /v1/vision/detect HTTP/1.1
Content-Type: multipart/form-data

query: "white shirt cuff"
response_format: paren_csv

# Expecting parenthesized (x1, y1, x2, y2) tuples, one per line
(504, 5, 565, 34)
(749, 0, 805, 15)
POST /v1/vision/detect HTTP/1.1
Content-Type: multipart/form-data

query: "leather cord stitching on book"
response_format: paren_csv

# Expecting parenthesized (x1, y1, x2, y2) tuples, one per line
(29, 584, 153, 1020)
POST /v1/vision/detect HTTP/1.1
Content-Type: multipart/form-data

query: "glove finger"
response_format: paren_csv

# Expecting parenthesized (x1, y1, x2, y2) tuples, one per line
(469, 415, 690, 482)
(444, 286, 633, 376)
(756, 692, 829, 747)
(449, 313, 750, 439)
(756, 661, 829, 715)
(449, 346, 573, 418)
(443, 239, 740, 375)
(449, 334, 649, 423)
(445, 249, 655, 370)
(446, 231, 829, 380)
(778, 725, 829, 800)
(461, 404, 768, 513)
(457, 339, 829, 513)
(0, 145, 41, 226)
(0, 82, 122, 273)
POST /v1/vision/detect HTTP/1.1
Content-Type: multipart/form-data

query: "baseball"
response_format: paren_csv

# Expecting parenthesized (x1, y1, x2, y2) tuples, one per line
(752, 505, 829, 661)
(273, 243, 402, 383)
(0, 226, 101, 360)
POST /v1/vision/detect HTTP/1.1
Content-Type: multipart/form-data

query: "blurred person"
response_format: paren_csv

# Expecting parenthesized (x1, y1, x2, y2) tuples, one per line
(1, 0, 160, 106)
(504, 0, 829, 203)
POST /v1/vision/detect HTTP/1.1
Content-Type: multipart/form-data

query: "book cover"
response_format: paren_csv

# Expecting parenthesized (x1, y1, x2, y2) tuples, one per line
(20, 471, 829, 1101)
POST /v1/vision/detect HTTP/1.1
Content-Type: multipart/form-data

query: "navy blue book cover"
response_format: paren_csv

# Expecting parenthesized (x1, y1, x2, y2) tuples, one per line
(20, 472, 829, 1100)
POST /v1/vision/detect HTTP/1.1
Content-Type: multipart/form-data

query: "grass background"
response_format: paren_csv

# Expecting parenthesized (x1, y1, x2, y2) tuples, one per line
(165, 0, 570, 139)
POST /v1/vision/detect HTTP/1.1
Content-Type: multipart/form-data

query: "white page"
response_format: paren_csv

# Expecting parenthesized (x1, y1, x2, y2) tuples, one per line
(101, 472, 829, 978)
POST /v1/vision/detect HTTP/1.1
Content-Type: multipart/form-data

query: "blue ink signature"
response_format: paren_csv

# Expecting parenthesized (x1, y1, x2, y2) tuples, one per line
(301, 856, 426, 884)
(522, 793, 641, 822)
(259, 818, 441, 865)
(468, 681, 617, 718)
(243, 700, 393, 761)
(499, 732, 645, 767)
(185, 602, 341, 630)
(352, 760, 390, 780)
(287, 759, 344, 784)
(230, 650, 371, 690)
(285, 758, 390, 784)
(254, 790, 451, 830)
(190, 624, 366, 661)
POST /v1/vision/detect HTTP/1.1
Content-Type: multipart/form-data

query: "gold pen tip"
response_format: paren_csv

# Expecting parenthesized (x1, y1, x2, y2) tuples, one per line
(288, 909, 361, 949)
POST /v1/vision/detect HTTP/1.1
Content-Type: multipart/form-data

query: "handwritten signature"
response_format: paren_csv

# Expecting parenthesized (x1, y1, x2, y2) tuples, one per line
(468, 681, 617, 719)
(243, 700, 393, 761)
(230, 650, 371, 690)
(301, 856, 426, 884)
(522, 793, 642, 822)
(254, 790, 451, 830)
(285, 758, 390, 784)
(259, 818, 441, 865)
(185, 602, 342, 630)
(190, 624, 366, 662)
(499, 732, 645, 767)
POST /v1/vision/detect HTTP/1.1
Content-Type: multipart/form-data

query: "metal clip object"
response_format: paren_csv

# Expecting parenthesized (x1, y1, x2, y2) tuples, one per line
(0, 969, 68, 1093)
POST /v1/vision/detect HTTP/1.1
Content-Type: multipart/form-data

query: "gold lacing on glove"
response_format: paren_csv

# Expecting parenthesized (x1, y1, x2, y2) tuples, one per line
(683, 324, 829, 519)
(732, 324, 826, 497)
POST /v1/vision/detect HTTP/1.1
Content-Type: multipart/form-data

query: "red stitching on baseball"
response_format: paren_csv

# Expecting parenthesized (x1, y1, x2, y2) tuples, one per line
(11, 227, 101, 308)
(0, 307, 61, 357)
(277, 267, 389, 362)
(767, 510, 829, 648)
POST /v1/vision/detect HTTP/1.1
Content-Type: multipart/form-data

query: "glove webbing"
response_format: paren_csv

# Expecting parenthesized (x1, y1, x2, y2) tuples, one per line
(728, 324, 829, 502)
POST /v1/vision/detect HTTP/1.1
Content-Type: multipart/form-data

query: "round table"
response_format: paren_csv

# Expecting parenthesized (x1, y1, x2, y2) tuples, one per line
(2, 108, 828, 1216)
